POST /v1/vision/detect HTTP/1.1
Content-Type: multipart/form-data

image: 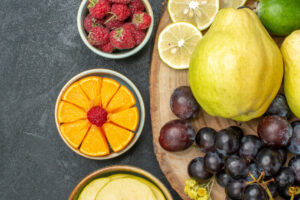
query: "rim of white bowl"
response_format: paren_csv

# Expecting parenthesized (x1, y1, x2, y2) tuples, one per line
(77, 0, 154, 59)
(54, 69, 146, 160)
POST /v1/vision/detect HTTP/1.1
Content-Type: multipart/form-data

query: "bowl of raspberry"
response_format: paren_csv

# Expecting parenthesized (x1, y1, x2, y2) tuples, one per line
(77, 0, 154, 59)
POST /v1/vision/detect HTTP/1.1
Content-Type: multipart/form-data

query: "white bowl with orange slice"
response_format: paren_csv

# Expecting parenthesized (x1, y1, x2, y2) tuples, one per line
(54, 69, 145, 160)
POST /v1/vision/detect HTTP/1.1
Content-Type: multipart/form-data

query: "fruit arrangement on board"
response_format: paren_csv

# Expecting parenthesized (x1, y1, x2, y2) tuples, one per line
(154, 0, 300, 199)
(84, 0, 152, 53)
(77, 173, 165, 200)
(57, 76, 139, 157)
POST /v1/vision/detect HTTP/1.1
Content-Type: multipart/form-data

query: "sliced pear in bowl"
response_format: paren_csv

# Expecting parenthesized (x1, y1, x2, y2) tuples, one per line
(95, 177, 157, 200)
(78, 178, 110, 200)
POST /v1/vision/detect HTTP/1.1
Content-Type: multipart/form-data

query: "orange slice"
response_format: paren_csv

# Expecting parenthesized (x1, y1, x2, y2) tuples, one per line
(62, 82, 91, 111)
(102, 123, 134, 152)
(108, 107, 139, 131)
(80, 125, 110, 156)
(101, 78, 120, 108)
(106, 85, 136, 112)
(60, 120, 91, 149)
(79, 76, 102, 107)
(57, 101, 87, 123)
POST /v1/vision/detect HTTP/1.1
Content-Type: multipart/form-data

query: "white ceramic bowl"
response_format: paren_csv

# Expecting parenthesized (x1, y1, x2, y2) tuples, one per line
(54, 69, 145, 160)
(77, 0, 154, 59)
(69, 165, 174, 200)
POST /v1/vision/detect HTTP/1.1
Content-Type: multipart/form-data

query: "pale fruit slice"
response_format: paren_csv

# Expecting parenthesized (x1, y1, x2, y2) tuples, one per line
(80, 125, 110, 156)
(78, 178, 110, 200)
(79, 76, 102, 107)
(95, 178, 156, 200)
(106, 85, 136, 112)
(101, 78, 120, 108)
(108, 107, 139, 131)
(220, 0, 247, 8)
(108, 174, 128, 180)
(158, 22, 202, 69)
(60, 120, 91, 149)
(102, 123, 134, 152)
(168, 0, 219, 30)
(125, 175, 166, 200)
(62, 82, 91, 111)
(57, 101, 87, 123)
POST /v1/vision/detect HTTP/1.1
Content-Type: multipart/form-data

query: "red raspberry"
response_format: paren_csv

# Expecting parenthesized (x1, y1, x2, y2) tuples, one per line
(129, 0, 145, 15)
(108, 0, 130, 4)
(104, 14, 124, 30)
(88, 26, 110, 46)
(84, 14, 103, 32)
(123, 23, 145, 45)
(133, 29, 146, 45)
(89, 0, 111, 19)
(110, 27, 136, 49)
(87, 106, 107, 127)
(99, 42, 114, 53)
(132, 11, 151, 30)
(111, 4, 131, 21)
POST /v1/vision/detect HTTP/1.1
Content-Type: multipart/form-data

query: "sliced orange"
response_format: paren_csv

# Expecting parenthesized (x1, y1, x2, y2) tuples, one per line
(106, 85, 136, 112)
(60, 120, 91, 149)
(79, 76, 102, 107)
(62, 82, 91, 111)
(57, 101, 87, 123)
(102, 123, 134, 152)
(101, 78, 120, 108)
(80, 125, 110, 156)
(108, 107, 139, 131)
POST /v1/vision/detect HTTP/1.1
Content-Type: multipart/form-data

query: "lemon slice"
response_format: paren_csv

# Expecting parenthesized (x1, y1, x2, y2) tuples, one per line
(220, 0, 247, 8)
(168, 0, 219, 30)
(158, 22, 202, 69)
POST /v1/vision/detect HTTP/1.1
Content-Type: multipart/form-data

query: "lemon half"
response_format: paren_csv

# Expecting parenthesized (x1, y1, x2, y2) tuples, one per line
(168, 0, 219, 31)
(158, 22, 202, 69)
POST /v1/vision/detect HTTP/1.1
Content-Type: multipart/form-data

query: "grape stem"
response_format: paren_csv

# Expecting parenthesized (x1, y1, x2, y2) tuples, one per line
(289, 186, 300, 200)
(247, 171, 274, 200)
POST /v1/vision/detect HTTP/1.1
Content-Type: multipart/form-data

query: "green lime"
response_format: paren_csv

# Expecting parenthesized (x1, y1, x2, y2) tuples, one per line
(258, 0, 300, 36)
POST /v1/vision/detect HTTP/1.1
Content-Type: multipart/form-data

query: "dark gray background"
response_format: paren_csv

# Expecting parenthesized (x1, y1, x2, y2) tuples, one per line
(0, 0, 181, 199)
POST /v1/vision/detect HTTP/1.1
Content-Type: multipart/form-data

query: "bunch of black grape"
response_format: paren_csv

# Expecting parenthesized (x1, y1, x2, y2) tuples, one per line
(188, 116, 300, 200)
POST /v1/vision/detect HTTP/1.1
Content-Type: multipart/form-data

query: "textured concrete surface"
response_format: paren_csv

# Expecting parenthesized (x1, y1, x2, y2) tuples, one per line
(0, 0, 181, 199)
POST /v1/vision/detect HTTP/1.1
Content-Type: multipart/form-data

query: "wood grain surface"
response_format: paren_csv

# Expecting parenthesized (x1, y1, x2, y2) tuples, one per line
(150, 1, 286, 199)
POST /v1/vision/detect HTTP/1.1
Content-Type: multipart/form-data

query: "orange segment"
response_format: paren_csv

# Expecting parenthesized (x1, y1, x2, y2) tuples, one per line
(106, 85, 136, 112)
(108, 107, 139, 131)
(60, 120, 91, 149)
(101, 78, 120, 108)
(57, 101, 87, 123)
(102, 123, 134, 152)
(80, 125, 110, 156)
(62, 82, 91, 111)
(79, 76, 102, 106)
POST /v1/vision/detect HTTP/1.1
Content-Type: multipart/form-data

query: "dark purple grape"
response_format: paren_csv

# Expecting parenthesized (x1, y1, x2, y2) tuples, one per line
(188, 157, 213, 181)
(195, 127, 216, 153)
(243, 183, 267, 200)
(216, 170, 233, 188)
(204, 152, 224, 173)
(228, 126, 244, 140)
(225, 155, 249, 179)
(278, 148, 288, 165)
(225, 179, 246, 200)
(215, 129, 240, 157)
(255, 148, 282, 177)
(239, 135, 262, 161)
(246, 163, 262, 182)
(258, 115, 292, 147)
(159, 119, 195, 152)
(275, 167, 295, 188)
(289, 156, 300, 185)
(288, 121, 300, 155)
(279, 186, 291, 200)
(267, 182, 278, 198)
(265, 94, 292, 119)
(170, 86, 200, 120)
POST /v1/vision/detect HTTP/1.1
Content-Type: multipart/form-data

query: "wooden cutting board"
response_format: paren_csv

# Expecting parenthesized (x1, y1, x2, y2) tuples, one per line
(150, 1, 285, 199)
